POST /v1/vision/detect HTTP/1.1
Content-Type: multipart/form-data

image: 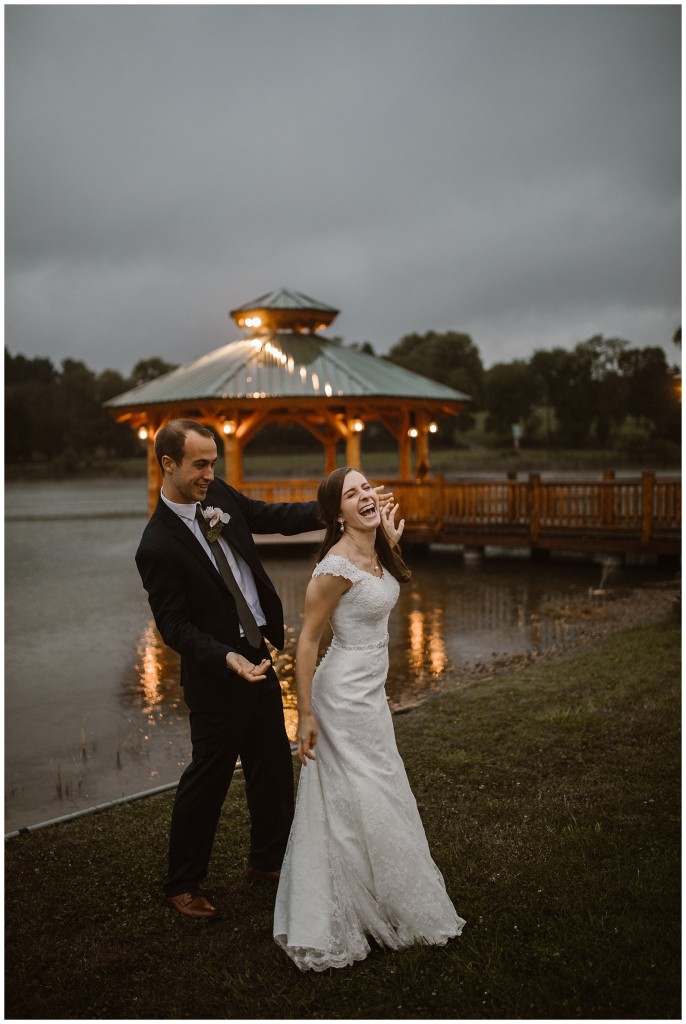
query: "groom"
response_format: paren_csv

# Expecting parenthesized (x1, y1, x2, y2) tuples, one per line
(135, 418, 322, 920)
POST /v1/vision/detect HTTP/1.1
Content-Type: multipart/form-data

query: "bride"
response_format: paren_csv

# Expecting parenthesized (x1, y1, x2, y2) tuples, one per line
(274, 467, 465, 971)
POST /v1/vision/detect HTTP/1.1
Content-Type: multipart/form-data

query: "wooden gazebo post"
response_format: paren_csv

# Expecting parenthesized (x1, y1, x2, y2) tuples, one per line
(344, 416, 363, 469)
(415, 411, 431, 479)
(138, 412, 166, 515)
(210, 412, 244, 490)
(324, 438, 338, 474)
(218, 408, 270, 489)
(398, 409, 413, 480)
(146, 434, 163, 513)
(221, 429, 242, 489)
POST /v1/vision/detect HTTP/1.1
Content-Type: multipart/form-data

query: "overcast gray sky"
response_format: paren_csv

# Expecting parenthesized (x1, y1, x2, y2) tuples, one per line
(5, 4, 681, 375)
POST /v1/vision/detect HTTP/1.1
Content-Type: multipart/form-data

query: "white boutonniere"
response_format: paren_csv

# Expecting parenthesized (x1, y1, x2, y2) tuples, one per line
(202, 505, 231, 542)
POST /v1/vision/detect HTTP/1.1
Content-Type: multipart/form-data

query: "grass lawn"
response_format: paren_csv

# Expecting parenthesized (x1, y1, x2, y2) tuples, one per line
(5, 617, 680, 1020)
(239, 447, 668, 479)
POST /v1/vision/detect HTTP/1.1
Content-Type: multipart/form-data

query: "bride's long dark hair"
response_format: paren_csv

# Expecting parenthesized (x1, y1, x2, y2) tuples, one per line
(316, 466, 411, 583)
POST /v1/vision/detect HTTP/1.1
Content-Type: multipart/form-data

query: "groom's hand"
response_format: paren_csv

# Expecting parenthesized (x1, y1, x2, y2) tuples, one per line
(226, 651, 271, 682)
(374, 484, 394, 508)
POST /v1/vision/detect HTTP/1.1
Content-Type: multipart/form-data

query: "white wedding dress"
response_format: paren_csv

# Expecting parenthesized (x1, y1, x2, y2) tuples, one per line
(274, 554, 465, 971)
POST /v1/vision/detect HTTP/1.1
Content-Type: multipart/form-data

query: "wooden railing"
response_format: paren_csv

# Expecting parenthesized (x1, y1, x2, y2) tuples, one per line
(243, 471, 680, 555)
(243, 479, 319, 504)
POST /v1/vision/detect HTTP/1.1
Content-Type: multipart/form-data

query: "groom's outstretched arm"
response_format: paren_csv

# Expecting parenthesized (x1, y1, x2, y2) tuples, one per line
(214, 478, 321, 536)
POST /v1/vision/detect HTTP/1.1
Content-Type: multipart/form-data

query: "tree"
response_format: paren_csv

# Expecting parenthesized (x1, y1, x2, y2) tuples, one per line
(129, 357, 178, 387)
(529, 338, 631, 446)
(5, 350, 62, 461)
(484, 360, 544, 438)
(53, 359, 103, 459)
(572, 336, 628, 445)
(5, 349, 57, 387)
(348, 341, 376, 355)
(618, 346, 680, 440)
(94, 369, 139, 456)
(529, 347, 587, 445)
(385, 331, 485, 408)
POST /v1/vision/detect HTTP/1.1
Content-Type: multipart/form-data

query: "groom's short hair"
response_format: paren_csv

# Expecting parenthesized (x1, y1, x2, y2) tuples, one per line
(155, 419, 214, 469)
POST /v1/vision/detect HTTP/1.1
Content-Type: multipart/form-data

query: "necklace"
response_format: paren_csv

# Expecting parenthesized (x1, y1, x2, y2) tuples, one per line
(344, 541, 380, 574)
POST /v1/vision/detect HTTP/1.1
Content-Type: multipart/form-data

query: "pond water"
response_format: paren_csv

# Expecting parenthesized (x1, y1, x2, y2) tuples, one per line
(4, 479, 667, 832)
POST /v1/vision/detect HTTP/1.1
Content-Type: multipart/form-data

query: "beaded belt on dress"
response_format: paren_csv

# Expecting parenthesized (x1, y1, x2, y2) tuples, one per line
(330, 633, 389, 652)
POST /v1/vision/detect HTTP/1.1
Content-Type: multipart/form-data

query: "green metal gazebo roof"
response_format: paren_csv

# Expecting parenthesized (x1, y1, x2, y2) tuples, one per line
(105, 332, 470, 409)
(230, 288, 339, 315)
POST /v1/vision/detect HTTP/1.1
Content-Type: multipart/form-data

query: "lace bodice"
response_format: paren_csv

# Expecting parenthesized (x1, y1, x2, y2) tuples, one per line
(312, 553, 399, 651)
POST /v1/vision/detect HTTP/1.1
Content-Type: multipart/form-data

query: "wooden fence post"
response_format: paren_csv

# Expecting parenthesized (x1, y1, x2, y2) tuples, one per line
(641, 471, 655, 548)
(601, 469, 615, 527)
(528, 473, 541, 544)
(434, 473, 445, 531)
(507, 471, 518, 521)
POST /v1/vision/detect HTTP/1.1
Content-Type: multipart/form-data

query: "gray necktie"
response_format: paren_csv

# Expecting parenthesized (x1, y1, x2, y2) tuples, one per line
(195, 507, 263, 648)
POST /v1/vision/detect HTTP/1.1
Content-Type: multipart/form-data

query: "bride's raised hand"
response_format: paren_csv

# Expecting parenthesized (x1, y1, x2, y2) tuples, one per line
(380, 501, 405, 546)
(296, 712, 318, 766)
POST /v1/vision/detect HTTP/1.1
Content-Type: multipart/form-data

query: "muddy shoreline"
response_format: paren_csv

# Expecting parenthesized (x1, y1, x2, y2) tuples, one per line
(432, 581, 680, 694)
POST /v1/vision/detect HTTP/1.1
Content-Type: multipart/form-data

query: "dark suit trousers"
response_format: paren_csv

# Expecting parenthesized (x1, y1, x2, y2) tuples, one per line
(164, 642, 294, 896)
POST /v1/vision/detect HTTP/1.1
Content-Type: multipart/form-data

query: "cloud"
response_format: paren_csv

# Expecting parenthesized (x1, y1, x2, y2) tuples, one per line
(5, 5, 681, 373)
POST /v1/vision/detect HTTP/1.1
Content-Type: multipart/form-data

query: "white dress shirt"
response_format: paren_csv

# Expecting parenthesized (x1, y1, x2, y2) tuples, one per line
(160, 490, 267, 633)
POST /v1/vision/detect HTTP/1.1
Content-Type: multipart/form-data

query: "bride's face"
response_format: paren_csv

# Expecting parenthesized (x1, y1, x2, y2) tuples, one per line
(338, 470, 381, 533)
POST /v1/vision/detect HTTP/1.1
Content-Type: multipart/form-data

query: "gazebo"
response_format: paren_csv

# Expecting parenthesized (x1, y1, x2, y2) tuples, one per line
(105, 289, 470, 513)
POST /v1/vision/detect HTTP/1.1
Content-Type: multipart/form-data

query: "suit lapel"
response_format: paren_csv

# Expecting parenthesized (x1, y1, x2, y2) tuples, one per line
(199, 494, 255, 569)
(154, 493, 271, 599)
(153, 499, 224, 588)
(218, 517, 252, 566)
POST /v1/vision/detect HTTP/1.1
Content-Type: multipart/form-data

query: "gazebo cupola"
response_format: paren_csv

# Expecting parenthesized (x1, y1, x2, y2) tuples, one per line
(105, 288, 470, 514)
(230, 288, 339, 335)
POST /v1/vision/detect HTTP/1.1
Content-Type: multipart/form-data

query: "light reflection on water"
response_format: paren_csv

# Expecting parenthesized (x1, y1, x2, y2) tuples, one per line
(118, 547, 634, 734)
(129, 622, 184, 716)
(4, 484, 668, 832)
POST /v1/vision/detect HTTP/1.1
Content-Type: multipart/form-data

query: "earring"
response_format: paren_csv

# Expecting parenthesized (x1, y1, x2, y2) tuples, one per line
(338, 521, 344, 533)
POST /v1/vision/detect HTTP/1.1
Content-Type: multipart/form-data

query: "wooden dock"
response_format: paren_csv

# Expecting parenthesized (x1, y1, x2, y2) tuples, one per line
(245, 470, 681, 558)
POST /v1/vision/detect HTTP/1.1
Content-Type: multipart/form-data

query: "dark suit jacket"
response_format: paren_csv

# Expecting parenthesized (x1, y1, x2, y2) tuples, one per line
(135, 477, 321, 712)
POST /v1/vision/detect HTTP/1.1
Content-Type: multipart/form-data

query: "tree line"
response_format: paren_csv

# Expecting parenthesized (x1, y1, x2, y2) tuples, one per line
(386, 331, 681, 455)
(5, 330, 681, 468)
(5, 355, 177, 468)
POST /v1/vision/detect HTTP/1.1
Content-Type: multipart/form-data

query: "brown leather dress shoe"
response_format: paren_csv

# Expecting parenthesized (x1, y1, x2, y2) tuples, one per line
(165, 892, 220, 920)
(245, 866, 281, 882)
